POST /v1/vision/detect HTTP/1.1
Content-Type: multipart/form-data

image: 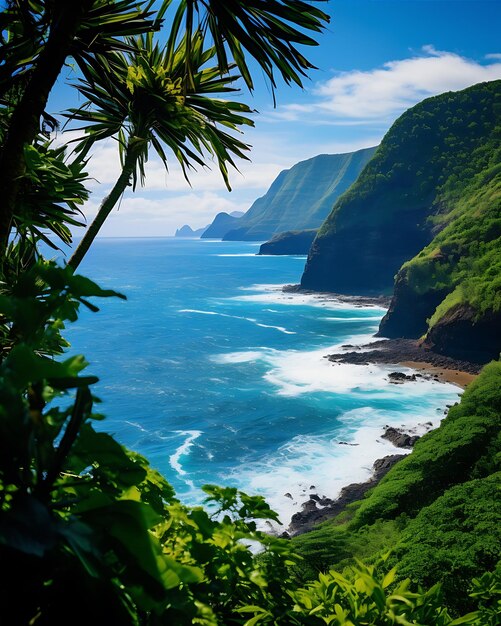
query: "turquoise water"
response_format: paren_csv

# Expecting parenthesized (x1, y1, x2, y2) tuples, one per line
(66, 238, 461, 523)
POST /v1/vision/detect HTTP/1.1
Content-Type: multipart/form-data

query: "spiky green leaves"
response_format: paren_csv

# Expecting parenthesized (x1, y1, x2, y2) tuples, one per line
(68, 31, 254, 191)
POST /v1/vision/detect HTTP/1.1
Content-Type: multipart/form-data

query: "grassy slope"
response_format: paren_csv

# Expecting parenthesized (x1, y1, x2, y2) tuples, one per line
(292, 361, 501, 610)
(223, 148, 375, 240)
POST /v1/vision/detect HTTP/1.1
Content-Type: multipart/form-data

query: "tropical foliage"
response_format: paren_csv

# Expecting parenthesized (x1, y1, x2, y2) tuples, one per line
(293, 361, 501, 612)
(0, 2, 499, 624)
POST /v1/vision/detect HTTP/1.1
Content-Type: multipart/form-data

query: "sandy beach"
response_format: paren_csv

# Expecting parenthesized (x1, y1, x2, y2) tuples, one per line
(399, 361, 477, 389)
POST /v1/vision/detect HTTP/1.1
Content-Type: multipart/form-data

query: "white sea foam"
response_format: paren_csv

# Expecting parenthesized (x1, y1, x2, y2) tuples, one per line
(212, 350, 266, 364)
(200, 280, 458, 527)
(169, 430, 202, 488)
(232, 284, 387, 312)
(255, 322, 296, 334)
(179, 309, 219, 315)
(215, 253, 259, 257)
(265, 340, 457, 399)
(179, 308, 295, 334)
(324, 316, 383, 322)
(231, 395, 458, 527)
(213, 312, 459, 526)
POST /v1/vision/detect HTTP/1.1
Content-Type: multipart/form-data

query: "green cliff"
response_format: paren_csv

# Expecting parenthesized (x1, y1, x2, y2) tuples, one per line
(293, 361, 501, 612)
(379, 160, 501, 361)
(223, 148, 376, 241)
(301, 81, 501, 299)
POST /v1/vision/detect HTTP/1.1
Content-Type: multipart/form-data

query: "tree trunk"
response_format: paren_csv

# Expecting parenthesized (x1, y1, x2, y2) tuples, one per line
(0, 0, 92, 252)
(68, 147, 138, 270)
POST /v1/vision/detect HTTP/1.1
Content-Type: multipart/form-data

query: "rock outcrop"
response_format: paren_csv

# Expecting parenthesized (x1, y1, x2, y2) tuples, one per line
(258, 229, 317, 255)
(422, 304, 501, 363)
(174, 224, 208, 237)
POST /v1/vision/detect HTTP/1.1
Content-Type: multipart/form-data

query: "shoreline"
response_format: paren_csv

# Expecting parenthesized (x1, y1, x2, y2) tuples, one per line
(398, 361, 477, 389)
(268, 285, 481, 535)
(286, 452, 405, 536)
(328, 337, 481, 376)
(282, 283, 392, 308)
(281, 299, 481, 534)
(285, 420, 439, 537)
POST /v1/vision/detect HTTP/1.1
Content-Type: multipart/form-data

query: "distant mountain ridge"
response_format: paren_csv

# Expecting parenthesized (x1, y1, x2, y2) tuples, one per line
(223, 147, 376, 241)
(175, 211, 244, 238)
(201, 211, 243, 238)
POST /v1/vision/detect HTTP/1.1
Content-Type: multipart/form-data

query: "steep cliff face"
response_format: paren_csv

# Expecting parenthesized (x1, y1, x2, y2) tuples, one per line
(423, 304, 501, 363)
(301, 81, 501, 299)
(379, 160, 501, 362)
(258, 229, 317, 255)
(223, 148, 376, 241)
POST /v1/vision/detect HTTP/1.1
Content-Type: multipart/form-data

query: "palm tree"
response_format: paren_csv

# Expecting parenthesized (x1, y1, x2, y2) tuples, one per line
(0, 0, 329, 259)
(67, 31, 255, 269)
(0, 0, 158, 251)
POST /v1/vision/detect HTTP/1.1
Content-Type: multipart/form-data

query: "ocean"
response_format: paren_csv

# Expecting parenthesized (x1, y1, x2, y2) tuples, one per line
(65, 237, 461, 524)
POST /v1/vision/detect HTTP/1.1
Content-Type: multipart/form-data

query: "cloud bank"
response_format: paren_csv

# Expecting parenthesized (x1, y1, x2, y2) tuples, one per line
(273, 46, 501, 122)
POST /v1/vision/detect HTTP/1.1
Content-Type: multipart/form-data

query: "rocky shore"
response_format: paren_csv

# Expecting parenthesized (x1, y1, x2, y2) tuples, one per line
(327, 338, 482, 375)
(286, 423, 435, 536)
(282, 284, 392, 308)
(278, 286, 480, 536)
(327, 338, 480, 388)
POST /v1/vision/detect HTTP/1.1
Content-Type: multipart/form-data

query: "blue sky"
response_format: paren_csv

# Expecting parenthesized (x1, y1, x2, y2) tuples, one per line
(50, 0, 501, 237)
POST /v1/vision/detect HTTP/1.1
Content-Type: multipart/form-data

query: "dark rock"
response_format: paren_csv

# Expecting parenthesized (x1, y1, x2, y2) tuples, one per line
(301, 499, 319, 512)
(327, 338, 481, 375)
(288, 454, 406, 536)
(258, 229, 317, 256)
(372, 454, 406, 479)
(388, 371, 417, 383)
(424, 304, 501, 363)
(378, 273, 448, 339)
(284, 492, 292, 499)
(381, 426, 419, 449)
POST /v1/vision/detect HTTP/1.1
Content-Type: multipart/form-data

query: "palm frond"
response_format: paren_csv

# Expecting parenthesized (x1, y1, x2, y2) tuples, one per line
(163, 0, 330, 95)
(66, 28, 256, 191)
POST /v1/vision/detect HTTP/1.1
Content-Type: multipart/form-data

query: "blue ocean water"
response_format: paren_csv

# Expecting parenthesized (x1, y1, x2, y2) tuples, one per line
(65, 238, 461, 523)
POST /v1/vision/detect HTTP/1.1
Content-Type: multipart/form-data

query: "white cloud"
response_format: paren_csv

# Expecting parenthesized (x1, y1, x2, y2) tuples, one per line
(94, 191, 250, 237)
(272, 46, 501, 122)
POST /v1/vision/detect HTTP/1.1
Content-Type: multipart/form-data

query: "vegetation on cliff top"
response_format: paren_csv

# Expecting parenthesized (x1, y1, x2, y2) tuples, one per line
(302, 80, 501, 296)
(391, 161, 501, 332)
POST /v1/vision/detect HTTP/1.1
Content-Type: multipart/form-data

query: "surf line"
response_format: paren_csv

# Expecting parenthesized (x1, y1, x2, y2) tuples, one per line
(169, 430, 202, 488)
